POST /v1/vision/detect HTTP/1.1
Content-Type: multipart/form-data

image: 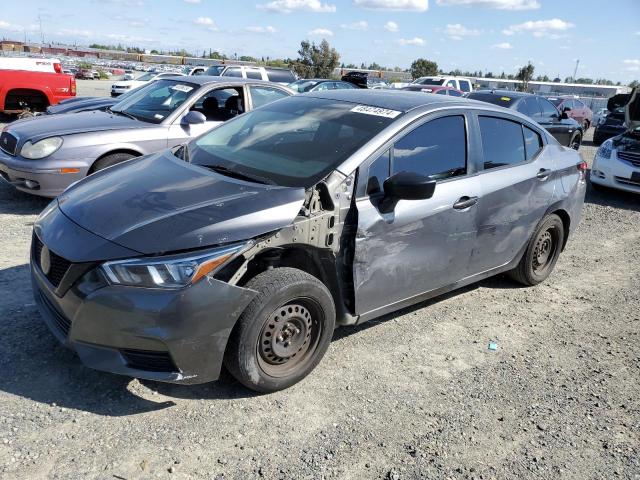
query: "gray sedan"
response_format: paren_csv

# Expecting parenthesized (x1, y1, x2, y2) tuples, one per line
(31, 90, 586, 392)
(0, 77, 293, 197)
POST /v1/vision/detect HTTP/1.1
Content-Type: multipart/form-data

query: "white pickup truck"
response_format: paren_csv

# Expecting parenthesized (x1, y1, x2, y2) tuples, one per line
(0, 57, 62, 74)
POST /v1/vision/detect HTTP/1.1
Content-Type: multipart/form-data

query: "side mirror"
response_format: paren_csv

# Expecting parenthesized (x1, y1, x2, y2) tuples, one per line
(379, 171, 436, 213)
(181, 111, 206, 125)
(560, 111, 570, 120)
(563, 106, 572, 112)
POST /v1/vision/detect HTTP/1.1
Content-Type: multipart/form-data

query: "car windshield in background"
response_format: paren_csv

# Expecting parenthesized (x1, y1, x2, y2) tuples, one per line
(412, 78, 444, 86)
(111, 79, 198, 124)
(190, 96, 398, 188)
(205, 66, 225, 76)
(136, 72, 156, 82)
(548, 98, 562, 106)
(467, 92, 518, 108)
(288, 80, 319, 93)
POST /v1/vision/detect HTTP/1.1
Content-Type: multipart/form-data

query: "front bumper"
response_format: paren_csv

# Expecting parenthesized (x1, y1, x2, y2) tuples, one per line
(0, 150, 90, 198)
(31, 257, 256, 385)
(590, 152, 640, 194)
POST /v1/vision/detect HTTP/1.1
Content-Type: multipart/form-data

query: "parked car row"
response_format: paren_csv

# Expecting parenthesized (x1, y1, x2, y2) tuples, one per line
(24, 89, 586, 393)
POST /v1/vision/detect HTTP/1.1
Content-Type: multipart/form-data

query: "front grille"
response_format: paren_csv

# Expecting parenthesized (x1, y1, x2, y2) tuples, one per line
(120, 349, 178, 373)
(617, 151, 640, 167)
(36, 289, 71, 337)
(33, 235, 72, 288)
(0, 132, 17, 156)
(615, 176, 640, 188)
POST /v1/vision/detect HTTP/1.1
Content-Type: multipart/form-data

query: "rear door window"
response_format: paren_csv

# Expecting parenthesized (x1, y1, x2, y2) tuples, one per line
(479, 116, 526, 169)
(459, 80, 471, 92)
(446, 79, 457, 88)
(245, 69, 263, 80)
(224, 67, 243, 78)
(392, 115, 467, 180)
(249, 86, 290, 109)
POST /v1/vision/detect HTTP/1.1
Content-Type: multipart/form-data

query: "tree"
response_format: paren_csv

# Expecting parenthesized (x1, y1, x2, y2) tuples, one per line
(516, 62, 535, 91)
(630, 80, 639, 88)
(410, 58, 438, 79)
(293, 39, 340, 78)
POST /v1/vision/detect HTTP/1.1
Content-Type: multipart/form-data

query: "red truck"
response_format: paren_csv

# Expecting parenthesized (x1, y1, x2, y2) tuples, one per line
(0, 69, 76, 116)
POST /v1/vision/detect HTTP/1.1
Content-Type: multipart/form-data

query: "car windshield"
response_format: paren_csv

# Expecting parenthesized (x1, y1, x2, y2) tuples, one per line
(205, 66, 225, 76)
(412, 78, 444, 86)
(189, 96, 398, 188)
(137, 72, 156, 82)
(288, 80, 320, 93)
(467, 92, 518, 107)
(111, 79, 198, 124)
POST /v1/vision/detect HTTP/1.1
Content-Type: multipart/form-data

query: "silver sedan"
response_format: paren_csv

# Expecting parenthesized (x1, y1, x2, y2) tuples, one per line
(0, 77, 293, 197)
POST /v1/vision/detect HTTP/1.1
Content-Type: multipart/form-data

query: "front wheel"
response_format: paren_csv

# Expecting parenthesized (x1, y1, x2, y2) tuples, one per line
(509, 214, 564, 286)
(224, 268, 336, 393)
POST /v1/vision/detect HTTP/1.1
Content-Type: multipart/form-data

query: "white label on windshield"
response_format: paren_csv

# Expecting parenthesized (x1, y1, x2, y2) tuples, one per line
(350, 105, 401, 119)
(154, 114, 164, 120)
(171, 84, 193, 93)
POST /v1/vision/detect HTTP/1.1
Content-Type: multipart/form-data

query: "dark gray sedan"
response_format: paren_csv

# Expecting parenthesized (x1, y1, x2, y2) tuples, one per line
(31, 90, 586, 392)
(0, 77, 293, 197)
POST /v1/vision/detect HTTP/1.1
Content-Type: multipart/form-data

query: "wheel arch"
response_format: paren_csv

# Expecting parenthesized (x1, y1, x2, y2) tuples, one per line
(548, 207, 571, 250)
(88, 148, 144, 174)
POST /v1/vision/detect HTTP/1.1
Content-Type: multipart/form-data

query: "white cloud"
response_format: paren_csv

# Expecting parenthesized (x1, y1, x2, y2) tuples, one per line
(436, 0, 539, 9)
(624, 59, 640, 72)
(55, 28, 93, 38)
(384, 21, 399, 32)
(258, 0, 336, 13)
(308, 27, 334, 36)
(341, 20, 368, 30)
(398, 37, 425, 46)
(444, 23, 482, 40)
(0, 20, 22, 32)
(184, 0, 202, 3)
(502, 18, 574, 37)
(245, 25, 278, 33)
(354, 0, 428, 11)
(194, 16, 218, 31)
(492, 42, 513, 49)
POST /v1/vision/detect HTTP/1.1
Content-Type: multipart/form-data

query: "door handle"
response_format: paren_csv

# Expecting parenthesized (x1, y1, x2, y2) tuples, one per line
(453, 196, 478, 210)
(536, 168, 552, 180)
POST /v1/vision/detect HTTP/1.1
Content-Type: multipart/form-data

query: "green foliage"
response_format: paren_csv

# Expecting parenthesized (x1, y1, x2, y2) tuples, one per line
(516, 62, 535, 91)
(410, 58, 438, 79)
(293, 39, 340, 78)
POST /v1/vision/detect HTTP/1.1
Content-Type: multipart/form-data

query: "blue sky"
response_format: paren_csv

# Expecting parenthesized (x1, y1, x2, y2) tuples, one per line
(1, 0, 639, 83)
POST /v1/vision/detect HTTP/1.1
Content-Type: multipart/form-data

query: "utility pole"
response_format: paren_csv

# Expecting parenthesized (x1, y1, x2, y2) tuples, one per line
(38, 15, 44, 44)
(572, 59, 579, 82)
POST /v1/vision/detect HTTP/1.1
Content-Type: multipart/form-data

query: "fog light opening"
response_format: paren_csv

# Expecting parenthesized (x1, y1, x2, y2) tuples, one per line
(592, 170, 606, 179)
(24, 179, 40, 189)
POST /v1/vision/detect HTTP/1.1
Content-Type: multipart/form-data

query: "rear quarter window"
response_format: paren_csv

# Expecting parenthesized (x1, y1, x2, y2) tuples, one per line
(266, 69, 296, 83)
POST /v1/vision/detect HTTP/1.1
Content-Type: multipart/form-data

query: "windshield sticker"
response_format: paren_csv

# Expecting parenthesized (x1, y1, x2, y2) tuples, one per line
(500, 96, 511, 101)
(171, 84, 194, 93)
(350, 105, 401, 119)
(154, 114, 165, 120)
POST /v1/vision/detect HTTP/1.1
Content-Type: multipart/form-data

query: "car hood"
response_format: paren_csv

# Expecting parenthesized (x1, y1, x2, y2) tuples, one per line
(47, 97, 116, 115)
(57, 150, 306, 255)
(607, 88, 639, 132)
(7, 110, 146, 143)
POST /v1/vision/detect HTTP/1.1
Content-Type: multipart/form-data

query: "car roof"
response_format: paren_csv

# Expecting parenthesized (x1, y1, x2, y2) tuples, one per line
(158, 75, 270, 86)
(302, 89, 475, 113)
(471, 89, 532, 99)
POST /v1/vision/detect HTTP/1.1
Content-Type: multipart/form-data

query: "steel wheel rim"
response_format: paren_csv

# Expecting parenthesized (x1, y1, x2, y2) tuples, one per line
(257, 298, 323, 378)
(532, 228, 558, 274)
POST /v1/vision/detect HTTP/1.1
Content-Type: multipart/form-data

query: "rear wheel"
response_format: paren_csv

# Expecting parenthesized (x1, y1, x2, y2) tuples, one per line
(224, 268, 336, 393)
(89, 152, 136, 174)
(582, 120, 590, 132)
(509, 214, 564, 286)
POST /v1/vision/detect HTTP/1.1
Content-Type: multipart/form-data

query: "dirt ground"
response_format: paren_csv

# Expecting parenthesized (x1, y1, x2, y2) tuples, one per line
(0, 111, 638, 479)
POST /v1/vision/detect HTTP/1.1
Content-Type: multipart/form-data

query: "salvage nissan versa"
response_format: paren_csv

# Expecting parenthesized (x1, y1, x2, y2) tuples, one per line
(32, 91, 586, 392)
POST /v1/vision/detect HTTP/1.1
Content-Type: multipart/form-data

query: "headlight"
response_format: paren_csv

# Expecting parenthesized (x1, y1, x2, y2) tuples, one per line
(100, 243, 247, 289)
(21, 137, 63, 159)
(596, 140, 612, 160)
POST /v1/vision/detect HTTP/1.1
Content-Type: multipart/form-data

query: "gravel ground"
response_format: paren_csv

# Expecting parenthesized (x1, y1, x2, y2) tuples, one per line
(0, 111, 638, 479)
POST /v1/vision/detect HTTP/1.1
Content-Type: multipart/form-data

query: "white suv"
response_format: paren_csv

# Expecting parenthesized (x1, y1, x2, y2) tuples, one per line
(411, 76, 473, 94)
(204, 65, 296, 85)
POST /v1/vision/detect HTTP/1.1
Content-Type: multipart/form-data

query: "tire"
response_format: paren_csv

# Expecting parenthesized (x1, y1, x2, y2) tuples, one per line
(582, 120, 589, 132)
(569, 132, 582, 150)
(89, 152, 136, 174)
(224, 267, 336, 393)
(509, 214, 564, 287)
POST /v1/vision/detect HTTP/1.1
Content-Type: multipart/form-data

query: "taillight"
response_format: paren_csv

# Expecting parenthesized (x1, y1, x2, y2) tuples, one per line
(54, 62, 62, 74)
(70, 78, 76, 95)
(577, 161, 587, 171)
